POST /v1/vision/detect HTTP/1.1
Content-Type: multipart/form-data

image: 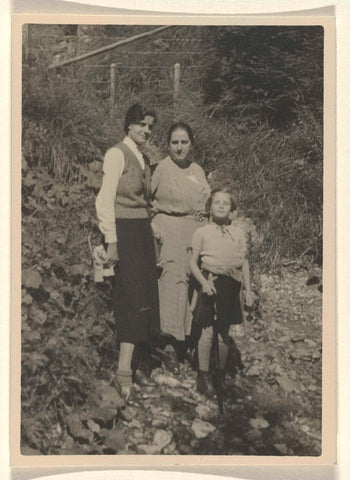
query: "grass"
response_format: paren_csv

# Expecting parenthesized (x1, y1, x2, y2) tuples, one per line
(22, 55, 322, 270)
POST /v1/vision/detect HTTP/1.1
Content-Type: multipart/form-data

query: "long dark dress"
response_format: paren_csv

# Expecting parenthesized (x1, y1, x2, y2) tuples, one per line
(114, 217, 160, 344)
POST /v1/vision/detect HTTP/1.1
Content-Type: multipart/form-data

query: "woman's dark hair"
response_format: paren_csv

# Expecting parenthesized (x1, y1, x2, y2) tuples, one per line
(124, 103, 157, 134)
(167, 122, 194, 145)
(206, 187, 238, 213)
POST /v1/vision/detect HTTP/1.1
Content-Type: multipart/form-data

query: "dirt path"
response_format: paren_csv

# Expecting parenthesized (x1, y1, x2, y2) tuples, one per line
(44, 267, 321, 456)
(111, 267, 322, 456)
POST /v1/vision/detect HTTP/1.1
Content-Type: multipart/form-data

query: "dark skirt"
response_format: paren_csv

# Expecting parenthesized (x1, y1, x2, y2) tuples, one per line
(113, 218, 160, 344)
(191, 270, 242, 344)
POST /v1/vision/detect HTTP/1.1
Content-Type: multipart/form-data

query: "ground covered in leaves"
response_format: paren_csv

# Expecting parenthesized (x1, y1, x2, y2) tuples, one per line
(21, 164, 322, 457)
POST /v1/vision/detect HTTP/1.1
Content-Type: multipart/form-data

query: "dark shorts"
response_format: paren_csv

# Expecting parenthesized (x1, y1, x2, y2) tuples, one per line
(191, 270, 243, 343)
(113, 218, 160, 344)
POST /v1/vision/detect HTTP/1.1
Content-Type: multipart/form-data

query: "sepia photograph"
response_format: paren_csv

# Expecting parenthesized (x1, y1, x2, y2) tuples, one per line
(15, 18, 333, 462)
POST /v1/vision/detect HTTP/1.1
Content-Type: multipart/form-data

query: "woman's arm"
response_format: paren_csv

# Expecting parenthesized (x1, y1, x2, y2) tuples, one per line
(151, 158, 164, 196)
(96, 147, 125, 263)
(192, 163, 211, 191)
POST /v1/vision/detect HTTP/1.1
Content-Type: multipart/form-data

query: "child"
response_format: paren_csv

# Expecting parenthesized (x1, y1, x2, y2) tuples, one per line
(189, 188, 252, 398)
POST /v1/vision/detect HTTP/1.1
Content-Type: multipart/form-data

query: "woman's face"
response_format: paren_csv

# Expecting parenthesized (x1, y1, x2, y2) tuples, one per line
(169, 128, 192, 166)
(128, 115, 155, 146)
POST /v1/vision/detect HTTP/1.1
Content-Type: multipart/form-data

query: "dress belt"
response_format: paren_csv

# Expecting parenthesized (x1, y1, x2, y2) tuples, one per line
(157, 211, 209, 222)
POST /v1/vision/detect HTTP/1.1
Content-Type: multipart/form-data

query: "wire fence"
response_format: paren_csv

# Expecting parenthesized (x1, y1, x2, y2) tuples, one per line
(23, 25, 206, 115)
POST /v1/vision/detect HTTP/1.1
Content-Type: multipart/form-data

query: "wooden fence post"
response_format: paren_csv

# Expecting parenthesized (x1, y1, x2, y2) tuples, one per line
(174, 63, 181, 119)
(110, 63, 116, 120)
(174, 63, 181, 102)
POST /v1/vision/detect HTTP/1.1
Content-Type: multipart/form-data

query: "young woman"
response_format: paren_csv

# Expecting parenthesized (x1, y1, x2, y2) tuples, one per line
(96, 104, 160, 405)
(189, 188, 252, 398)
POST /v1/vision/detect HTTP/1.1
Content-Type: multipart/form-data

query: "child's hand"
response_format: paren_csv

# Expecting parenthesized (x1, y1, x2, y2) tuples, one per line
(245, 290, 253, 307)
(202, 279, 216, 296)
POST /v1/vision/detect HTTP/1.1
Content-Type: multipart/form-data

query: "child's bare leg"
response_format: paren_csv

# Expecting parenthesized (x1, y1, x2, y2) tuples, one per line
(197, 327, 216, 399)
(218, 334, 229, 370)
(198, 326, 213, 371)
(117, 342, 134, 387)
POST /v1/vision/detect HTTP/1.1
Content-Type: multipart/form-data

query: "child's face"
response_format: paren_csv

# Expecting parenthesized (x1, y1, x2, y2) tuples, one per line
(211, 192, 232, 221)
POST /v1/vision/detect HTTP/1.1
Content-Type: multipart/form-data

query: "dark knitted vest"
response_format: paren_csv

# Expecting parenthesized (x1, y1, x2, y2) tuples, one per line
(114, 142, 151, 219)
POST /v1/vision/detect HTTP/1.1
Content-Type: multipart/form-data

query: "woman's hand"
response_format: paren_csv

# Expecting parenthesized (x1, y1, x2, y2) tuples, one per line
(202, 279, 216, 296)
(105, 242, 118, 268)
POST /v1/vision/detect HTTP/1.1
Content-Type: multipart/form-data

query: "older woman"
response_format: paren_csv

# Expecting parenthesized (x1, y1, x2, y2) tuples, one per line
(152, 122, 211, 370)
(96, 104, 160, 405)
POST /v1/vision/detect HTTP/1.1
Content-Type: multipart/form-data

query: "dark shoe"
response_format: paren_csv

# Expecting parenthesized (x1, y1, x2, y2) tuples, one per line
(133, 369, 157, 387)
(164, 354, 180, 375)
(154, 347, 180, 375)
(121, 385, 142, 408)
(197, 371, 217, 399)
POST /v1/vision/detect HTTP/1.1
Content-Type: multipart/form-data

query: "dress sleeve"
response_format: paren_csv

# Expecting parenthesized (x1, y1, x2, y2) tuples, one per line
(192, 163, 210, 190)
(96, 147, 125, 243)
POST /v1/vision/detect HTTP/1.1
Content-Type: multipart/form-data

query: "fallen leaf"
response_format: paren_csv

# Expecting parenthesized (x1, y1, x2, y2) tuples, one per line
(279, 335, 290, 342)
(138, 444, 161, 454)
(274, 443, 288, 455)
(87, 419, 100, 434)
(30, 308, 47, 325)
(153, 429, 173, 449)
(246, 365, 264, 376)
(195, 404, 212, 421)
(276, 374, 297, 393)
(165, 387, 197, 404)
(22, 269, 43, 289)
(151, 417, 168, 428)
(66, 413, 93, 443)
(22, 293, 33, 305)
(22, 330, 41, 343)
(244, 429, 262, 442)
(128, 419, 142, 430)
(70, 264, 91, 277)
(23, 172, 37, 187)
(119, 406, 135, 422)
(152, 373, 182, 388)
(103, 428, 126, 452)
(249, 417, 269, 430)
(90, 406, 118, 427)
(291, 334, 305, 343)
(191, 418, 216, 439)
(163, 441, 177, 455)
(93, 381, 125, 409)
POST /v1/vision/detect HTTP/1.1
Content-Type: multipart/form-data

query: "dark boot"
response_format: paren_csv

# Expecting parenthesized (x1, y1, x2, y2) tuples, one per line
(197, 370, 217, 399)
(154, 346, 180, 375)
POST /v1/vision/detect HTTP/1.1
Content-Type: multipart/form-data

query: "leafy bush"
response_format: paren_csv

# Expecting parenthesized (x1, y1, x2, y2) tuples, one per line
(201, 26, 323, 130)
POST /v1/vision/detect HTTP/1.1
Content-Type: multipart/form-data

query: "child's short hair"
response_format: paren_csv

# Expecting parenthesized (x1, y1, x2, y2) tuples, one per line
(206, 187, 238, 213)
